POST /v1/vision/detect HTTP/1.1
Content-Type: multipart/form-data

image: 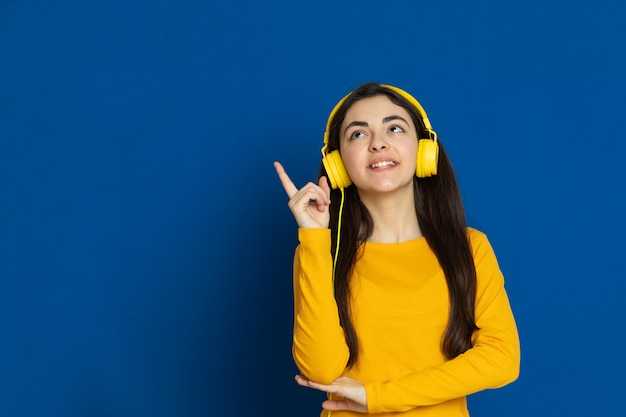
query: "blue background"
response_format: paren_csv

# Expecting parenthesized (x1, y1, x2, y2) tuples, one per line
(1, 0, 625, 416)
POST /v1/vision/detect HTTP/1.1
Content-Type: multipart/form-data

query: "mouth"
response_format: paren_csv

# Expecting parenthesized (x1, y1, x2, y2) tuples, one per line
(369, 160, 398, 169)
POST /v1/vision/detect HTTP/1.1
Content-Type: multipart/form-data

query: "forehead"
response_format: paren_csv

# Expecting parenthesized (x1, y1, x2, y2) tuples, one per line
(342, 95, 413, 125)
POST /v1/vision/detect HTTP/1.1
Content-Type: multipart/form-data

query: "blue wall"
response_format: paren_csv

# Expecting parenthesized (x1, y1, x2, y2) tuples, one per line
(1, 1, 625, 416)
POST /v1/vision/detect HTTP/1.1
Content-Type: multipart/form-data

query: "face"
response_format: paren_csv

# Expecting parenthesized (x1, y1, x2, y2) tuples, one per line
(339, 95, 419, 195)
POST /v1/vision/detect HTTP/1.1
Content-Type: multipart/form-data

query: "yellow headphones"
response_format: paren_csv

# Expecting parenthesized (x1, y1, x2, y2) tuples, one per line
(321, 84, 439, 189)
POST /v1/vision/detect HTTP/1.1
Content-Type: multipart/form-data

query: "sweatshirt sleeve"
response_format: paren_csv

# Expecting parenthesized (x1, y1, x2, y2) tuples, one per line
(292, 228, 350, 384)
(365, 229, 520, 413)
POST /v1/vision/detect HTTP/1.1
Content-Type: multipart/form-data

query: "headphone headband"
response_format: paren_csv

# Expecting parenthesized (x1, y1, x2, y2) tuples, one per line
(322, 84, 437, 155)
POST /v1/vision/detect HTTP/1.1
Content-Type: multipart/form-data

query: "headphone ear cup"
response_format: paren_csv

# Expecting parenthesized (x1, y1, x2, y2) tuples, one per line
(322, 150, 352, 189)
(416, 139, 439, 178)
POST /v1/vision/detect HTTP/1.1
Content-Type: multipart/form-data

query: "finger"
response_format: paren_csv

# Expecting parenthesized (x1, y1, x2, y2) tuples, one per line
(322, 399, 367, 413)
(294, 375, 318, 388)
(274, 161, 299, 198)
(295, 375, 329, 392)
(322, 399, 350, 411)
(290, 183, 329, 214)
(318, 176, 331, 205)
(304, 178, 330, 212)
(294, 374, 308, 386)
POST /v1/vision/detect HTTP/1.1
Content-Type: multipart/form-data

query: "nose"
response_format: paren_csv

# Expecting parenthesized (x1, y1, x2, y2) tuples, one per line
(369, 131, 388, 152)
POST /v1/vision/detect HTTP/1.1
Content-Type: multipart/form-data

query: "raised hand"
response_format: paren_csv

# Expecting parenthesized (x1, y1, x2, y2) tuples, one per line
(274, 161, 331, 229)
(295, 375, 368, 413)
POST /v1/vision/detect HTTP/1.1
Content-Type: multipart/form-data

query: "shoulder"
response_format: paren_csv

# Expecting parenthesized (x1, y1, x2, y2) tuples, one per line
(466, 227, 490, 249)
(466, 227, 500, 267)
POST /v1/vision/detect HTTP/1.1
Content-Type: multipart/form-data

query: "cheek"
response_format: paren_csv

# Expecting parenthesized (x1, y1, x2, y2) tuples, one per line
(340, 150, 360, 177)
(403, 141, 419, 164)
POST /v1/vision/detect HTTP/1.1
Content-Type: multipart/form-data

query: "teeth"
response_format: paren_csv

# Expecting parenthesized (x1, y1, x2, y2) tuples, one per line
(370, 161, 397, 169)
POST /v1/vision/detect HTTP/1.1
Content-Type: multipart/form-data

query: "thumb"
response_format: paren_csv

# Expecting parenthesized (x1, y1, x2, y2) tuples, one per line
(318, 176, 332, 204)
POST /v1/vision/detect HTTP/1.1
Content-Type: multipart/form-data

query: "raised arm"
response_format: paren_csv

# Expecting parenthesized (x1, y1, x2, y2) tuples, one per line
(274, 162, 350, 383)
(291, 228, 350, 384)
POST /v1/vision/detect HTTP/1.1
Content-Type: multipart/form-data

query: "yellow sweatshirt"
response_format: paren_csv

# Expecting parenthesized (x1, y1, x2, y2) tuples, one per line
(292, 227, 520, 417)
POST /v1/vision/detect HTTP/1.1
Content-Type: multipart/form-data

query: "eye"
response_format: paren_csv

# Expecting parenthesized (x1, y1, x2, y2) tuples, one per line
(389, 125, 405, 133)
(349, 130, 366, 140)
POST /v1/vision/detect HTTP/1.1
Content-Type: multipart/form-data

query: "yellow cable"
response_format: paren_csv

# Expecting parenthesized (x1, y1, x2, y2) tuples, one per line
(332, 188, 345, 282)
(328, 188, 344, 417)
(328, 393, 333, 417)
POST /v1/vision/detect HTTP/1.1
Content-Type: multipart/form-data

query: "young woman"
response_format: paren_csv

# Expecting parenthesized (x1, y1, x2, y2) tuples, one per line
(274, 82, 520, 416)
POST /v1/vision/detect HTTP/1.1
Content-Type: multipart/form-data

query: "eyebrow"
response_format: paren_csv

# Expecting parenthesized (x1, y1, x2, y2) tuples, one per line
(343, 115, 409, 137)
(343, 121, 369, 136)
(382, 115, 409, 125)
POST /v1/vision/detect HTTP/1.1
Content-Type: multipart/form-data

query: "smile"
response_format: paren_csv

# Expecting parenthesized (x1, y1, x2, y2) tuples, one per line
(369, 161, 398, 169)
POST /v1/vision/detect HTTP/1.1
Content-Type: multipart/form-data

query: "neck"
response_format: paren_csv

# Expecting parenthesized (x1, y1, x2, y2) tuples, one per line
(359, 188, 422, 243)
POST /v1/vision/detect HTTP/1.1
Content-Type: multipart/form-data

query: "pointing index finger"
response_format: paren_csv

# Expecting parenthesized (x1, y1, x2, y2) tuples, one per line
(274, 161, 299, 198)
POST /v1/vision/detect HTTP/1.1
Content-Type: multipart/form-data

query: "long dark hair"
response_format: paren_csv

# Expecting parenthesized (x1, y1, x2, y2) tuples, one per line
(320, 82, 479, 367)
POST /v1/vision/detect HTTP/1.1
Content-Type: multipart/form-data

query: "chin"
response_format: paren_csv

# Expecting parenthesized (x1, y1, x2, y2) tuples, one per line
(361, 181, 413, 195)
